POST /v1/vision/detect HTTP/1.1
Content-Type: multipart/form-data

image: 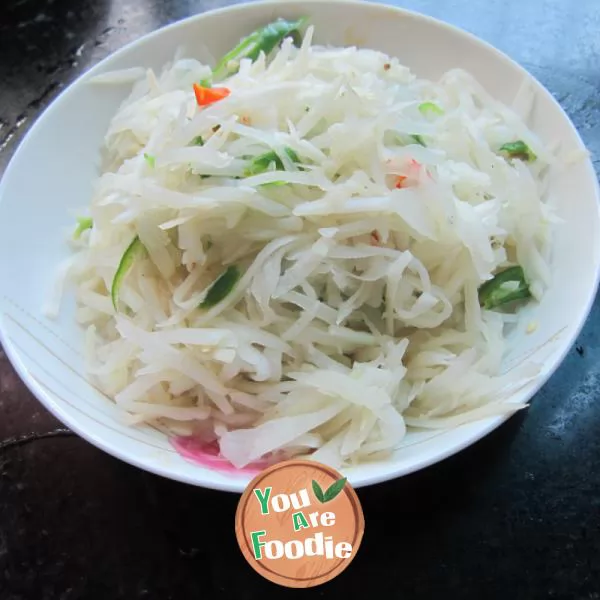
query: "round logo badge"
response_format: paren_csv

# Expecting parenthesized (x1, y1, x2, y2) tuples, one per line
(235, 459, 364, 588)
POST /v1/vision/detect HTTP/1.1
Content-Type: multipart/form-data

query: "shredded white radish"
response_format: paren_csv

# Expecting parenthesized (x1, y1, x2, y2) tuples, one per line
(56, 24, 558, 470)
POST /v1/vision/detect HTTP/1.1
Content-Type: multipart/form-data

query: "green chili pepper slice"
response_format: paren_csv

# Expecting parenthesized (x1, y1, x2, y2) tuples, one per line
(244, 147, 300, 177)
(144, 153, 156, 168)
(478, 265, 532, 310)
(73, 217, 93, 240)
(199, 265, 241, 309)
(499, 140, 537, 162)
(111, 236, 146, 311)
(418, 102, 444, 117)
(213, 17, 308, 80)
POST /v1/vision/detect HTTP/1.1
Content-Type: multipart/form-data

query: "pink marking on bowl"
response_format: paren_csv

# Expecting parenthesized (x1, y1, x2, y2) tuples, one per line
(171, 436, 272, 475)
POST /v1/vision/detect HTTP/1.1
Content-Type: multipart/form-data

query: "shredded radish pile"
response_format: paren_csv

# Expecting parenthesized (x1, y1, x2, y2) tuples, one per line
(59, 26, 558, 470)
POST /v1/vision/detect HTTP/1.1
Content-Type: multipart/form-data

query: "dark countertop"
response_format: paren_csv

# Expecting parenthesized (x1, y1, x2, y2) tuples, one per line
(1, 0, 599, 598)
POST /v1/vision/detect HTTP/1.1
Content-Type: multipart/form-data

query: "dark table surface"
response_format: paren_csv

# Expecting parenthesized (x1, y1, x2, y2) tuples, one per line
(1, 0, 600, 598)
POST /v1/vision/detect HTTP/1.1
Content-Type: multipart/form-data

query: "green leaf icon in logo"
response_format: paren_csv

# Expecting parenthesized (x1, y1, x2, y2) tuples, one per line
(312, 477, 347, 503)
(312, 479, 325, 503)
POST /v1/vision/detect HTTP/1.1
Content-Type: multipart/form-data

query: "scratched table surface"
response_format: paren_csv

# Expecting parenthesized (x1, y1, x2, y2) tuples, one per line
(1, 0, 600, 598)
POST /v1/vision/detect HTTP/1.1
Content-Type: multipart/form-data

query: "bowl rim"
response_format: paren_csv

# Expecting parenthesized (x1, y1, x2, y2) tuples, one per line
(1, 0, 599, 493)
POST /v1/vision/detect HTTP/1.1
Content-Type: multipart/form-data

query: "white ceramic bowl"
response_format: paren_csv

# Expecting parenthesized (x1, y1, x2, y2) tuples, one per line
(0, 0, 598, 492)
